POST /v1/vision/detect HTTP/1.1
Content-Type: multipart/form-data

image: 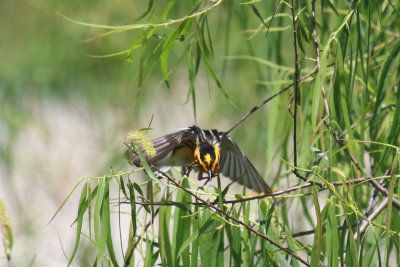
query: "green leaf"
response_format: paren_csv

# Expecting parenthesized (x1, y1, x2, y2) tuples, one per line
(144, 234, 153, 267)
(94, 178, 107, 264)
(202, 53, 238, 109)
(215, 226, 224, 267)
(186, 43, 201, 122)
(126, 27, 154, 62)
(135, 0, 155, 22)
(326, 0, 339, 15)
(258, 201, 277, 265)
(177, 212, 214, 258)
(160, 20, 190, 88)
(264, 241, 292, 267)
(388, 77, 400, 145)
(128, 181, 137, 237)
(242, 201, 250, 267)
(199, 209, 217, 267)
(311, 48, 329, 128)
(338, 48, 354, 141)
(119, 176, 128, 199)
(386, 158, 398, 266)
(172, 178, 191, 266)
(310, 185, 322, 266)
(191, 202, 200, 267)
(284, 228, 300, 267)
(345, 233, 359, 267)
(103, 183, 118, 267)
(161, 0, 177, 21)
(133, 182, 144, 197)
(159, 205, 172, 266)
(133, 145, 162, 184)
(231, 208, 242, 266)
(250, 4, 268, 33)
(68, 182, 88, 266)
(371, 40, 400, 139)
(325, 198, 339, 267)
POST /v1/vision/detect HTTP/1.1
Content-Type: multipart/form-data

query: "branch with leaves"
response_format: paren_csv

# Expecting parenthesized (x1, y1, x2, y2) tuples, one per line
(151, 167, 310, 266)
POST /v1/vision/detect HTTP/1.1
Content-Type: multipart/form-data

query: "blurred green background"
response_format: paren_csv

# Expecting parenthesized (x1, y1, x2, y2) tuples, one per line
(1, 1, 291, 265)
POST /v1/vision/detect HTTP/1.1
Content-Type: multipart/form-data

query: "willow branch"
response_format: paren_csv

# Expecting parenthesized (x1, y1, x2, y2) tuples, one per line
(124, 209, 160, 266)
(326, 121, 400, 210)
(59, 0, 223, 31)
(354, 197, 388, 240)
(121, 176, 375, 208)
(152, 166, 310, 266)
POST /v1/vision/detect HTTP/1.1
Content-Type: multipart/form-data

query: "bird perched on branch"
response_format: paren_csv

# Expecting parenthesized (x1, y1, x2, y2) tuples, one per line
(128, 126, 271, 194)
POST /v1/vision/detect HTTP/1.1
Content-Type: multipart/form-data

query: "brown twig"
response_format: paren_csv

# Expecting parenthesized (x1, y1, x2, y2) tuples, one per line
(225, 83, 293, 134)
(292, 220, 361, 238)
(368, 179, 400, 209)
(120, 176, 374, 208)
(354, 197, 388, 241)
(292, 169, 325, 187)
(225, 40, 396, 137)
(152, 166, 310, 266)
(364, 187, 379, 216)
(341, 103, 397, 136)
(345, 147, 400, 208)
(364, 168, 391, 216)
(290, 0, 299, 169)
(124, 209, 160, 266)
(225, 61, 324, 135)
(325, 121, 400, 210)
(291, 170, 390, 239)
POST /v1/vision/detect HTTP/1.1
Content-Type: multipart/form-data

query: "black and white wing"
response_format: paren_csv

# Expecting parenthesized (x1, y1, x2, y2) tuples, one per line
(219, 134, 271, 194)
(129, 128, 196, 167)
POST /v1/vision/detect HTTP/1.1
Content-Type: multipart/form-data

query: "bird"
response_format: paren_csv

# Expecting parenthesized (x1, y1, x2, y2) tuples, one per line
(128, 126, 271, 194)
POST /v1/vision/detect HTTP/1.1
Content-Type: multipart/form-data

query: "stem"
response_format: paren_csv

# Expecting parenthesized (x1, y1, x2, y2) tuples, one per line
(290, 0, 299, 168)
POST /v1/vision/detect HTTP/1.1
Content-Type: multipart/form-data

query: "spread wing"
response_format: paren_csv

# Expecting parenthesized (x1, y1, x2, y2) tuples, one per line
(128, 128, 196, 167)
(219, 135, 271, 194)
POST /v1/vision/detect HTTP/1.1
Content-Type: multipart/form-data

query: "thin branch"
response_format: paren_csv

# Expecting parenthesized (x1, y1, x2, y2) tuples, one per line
(341, 103, 397, 136)
(354, 197, 388, 240)
(292, 171, 390, 239)
(292, 221, 360, 238)
(364, 168, 391, 216)
(346, 148, 400, 208)
(290, 0, 300, 168)
(124, 209, 160, 266)
(225, 83, 293, 134)
(225, 33, 397, 136)
(225, 70, 396, 136)
(368, 179, 400, 209)
(152, 166, 310, 266)
(325, 121, 400, 210)
(122, 168, 388, 264)
(364, 187, 379, 216)
(342, 196, 390, 264)
(292, 169, 325, 187)
(122, 176, 374, 208)
(58, 0, 223, 31)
